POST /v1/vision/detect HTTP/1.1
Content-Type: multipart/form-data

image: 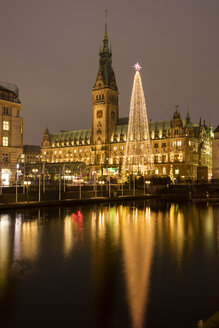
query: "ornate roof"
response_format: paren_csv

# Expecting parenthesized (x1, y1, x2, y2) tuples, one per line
(93, 14, 118, 91)
(50, 129, 91, 146)
(47, 116, 211, 147)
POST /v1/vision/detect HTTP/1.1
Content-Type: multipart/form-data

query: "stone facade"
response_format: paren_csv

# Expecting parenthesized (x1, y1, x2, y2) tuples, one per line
(0, 82, 23, 185)
(41, 20, 213, 181)
(212, 126, 219, 179)
(22, 145, 41, 164)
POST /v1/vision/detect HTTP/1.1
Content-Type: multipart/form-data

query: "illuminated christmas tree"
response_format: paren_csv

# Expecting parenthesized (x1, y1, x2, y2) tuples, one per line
(123, 63, 153, 175)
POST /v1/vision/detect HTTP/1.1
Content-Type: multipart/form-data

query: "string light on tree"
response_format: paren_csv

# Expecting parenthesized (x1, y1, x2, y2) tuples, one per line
(123, 63, 154, 175)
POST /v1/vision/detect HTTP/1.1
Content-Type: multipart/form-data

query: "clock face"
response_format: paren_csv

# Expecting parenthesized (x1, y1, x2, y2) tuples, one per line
(97, 110, 102, 118)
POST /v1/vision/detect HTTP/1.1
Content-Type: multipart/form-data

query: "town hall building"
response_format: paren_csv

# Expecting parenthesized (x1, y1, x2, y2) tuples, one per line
(41, 18, 213, 181)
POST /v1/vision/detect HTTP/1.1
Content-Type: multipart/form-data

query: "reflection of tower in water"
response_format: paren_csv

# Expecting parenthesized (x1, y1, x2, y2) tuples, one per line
(121, 206, 155, 328)
(90, 206, 120, 328)
(90, 205, 155, 327)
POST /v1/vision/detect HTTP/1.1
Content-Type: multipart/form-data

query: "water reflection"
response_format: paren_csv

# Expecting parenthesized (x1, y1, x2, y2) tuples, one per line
(63, 210, 84, 257)
(14, 218, 40, 262)
(0, 214, 11, 287)
(120, 206, 155, 328)
(0, 203, 218, 328)
(90, 205, 154, 327)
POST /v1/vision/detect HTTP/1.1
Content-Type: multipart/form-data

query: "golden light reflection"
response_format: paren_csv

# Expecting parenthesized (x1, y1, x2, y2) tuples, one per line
(19, 220, 40, 261)
(0, 215, 11, 286)
(63, 215, 74, 257)
(168, 205, 185, 267)
(203, 207, 214, 252)
(120, 206, 155, 328)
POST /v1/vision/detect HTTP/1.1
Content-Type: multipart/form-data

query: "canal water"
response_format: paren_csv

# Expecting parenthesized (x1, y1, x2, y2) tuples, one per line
(0, 201, 219, 328)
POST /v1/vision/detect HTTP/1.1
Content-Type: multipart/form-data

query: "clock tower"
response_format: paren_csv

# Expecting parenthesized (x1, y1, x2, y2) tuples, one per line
(92, 12, 119, 152)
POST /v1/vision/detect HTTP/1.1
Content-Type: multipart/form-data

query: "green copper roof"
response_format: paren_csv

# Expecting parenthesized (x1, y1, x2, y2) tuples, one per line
(48, 116, 211, 147)
(50, 129, 91, 146)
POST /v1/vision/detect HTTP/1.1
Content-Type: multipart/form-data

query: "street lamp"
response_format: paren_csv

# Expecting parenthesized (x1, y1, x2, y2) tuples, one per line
(32, 168, 38, 185)
(24, 180, 31, 199)
(99, 180, 105, 195)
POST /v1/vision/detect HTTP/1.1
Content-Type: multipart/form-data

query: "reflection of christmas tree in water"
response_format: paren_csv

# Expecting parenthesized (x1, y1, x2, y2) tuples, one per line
(169, 165, 174, 182)
(123, 63, 154, 175)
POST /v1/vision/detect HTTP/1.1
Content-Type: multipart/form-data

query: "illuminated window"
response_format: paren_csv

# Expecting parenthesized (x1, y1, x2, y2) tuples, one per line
(59, 150, 61, 154)
(2, 137, 8, 146)
(120, 146, 123, 150)
(74, 149, 77, 153)
(177, 141, 182, 146)
(172, 141, 176, 146)
(79, 149, 82, 152)
(162, 167, 166, 175)
(3, 121, 9, 130)
(155, 168, 159, 175)
(175, 168, 179, 175)
(189, 141, 192, 146)
(113, 146, 117, 151)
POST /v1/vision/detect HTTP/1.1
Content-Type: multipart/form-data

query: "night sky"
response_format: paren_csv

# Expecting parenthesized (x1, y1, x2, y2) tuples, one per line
(1, 0, 219, 145)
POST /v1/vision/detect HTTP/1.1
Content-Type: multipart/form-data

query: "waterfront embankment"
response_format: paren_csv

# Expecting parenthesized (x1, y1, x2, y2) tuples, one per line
(1, 183, 219, 210)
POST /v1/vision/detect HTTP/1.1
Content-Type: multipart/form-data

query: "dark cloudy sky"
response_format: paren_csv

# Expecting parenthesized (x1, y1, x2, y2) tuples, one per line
(1, 0, 219, 145)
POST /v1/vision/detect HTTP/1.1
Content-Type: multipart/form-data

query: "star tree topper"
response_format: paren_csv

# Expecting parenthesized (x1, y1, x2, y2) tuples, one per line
(134, 62, 142, 71)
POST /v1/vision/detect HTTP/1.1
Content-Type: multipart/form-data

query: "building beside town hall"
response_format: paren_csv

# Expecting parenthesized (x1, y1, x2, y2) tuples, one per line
(212, 126, 219, 179)
(41, 20, 213, 181)
(0, 82, 23, 185)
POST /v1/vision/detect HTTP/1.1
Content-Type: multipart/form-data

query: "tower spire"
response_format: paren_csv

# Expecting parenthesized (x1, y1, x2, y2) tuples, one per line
(93, 10, 117, 90)
(103, 9, 109, 52)
(105, 9, 108, 39)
